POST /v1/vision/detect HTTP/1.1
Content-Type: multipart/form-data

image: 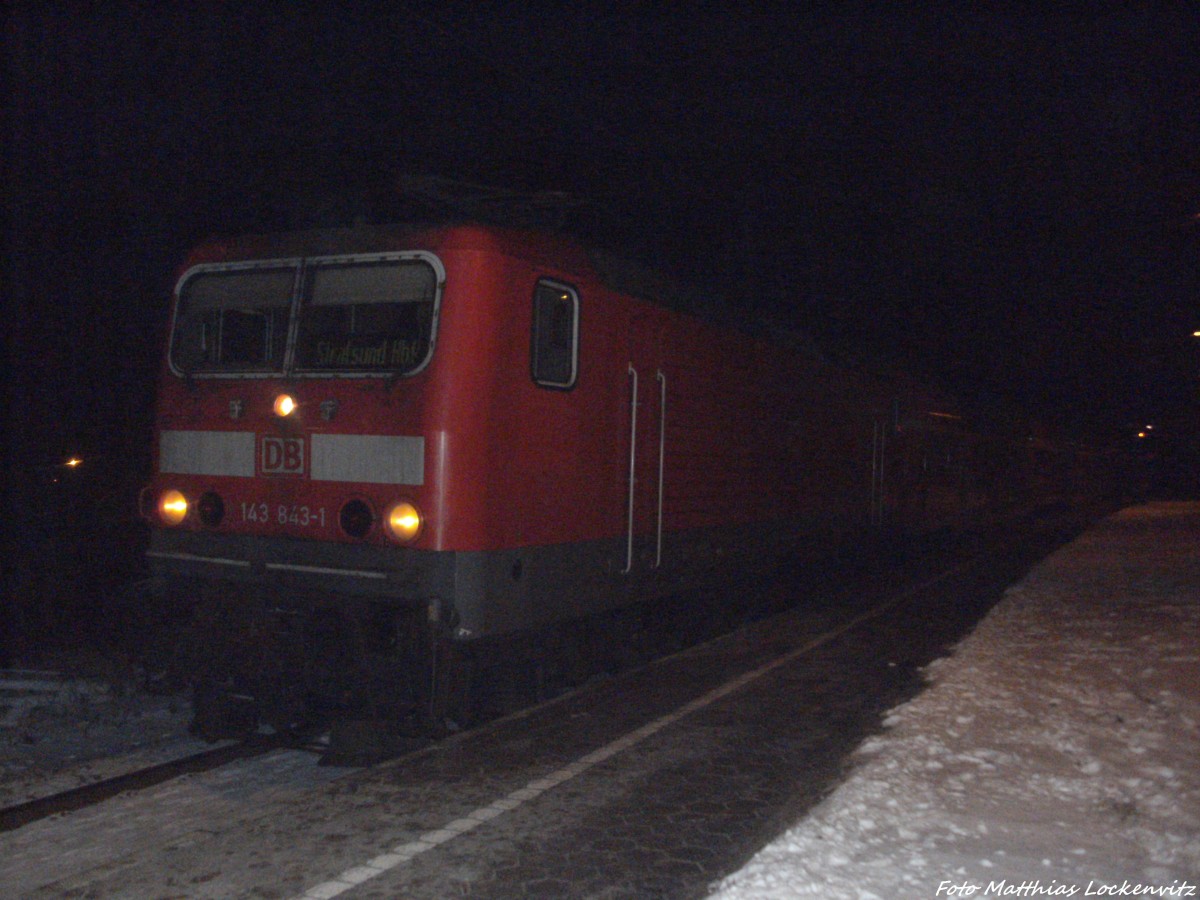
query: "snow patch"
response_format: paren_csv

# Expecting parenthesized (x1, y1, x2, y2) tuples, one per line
(710, 503, 1200, 898)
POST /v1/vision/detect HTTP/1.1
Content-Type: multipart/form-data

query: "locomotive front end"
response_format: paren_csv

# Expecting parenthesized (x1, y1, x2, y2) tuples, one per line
(142, 241, 454, 738)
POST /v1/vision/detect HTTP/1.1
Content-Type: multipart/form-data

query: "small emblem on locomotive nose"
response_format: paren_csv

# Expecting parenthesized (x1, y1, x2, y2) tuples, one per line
(229, 399, 244, 420)
(260, 435, 307, 476)
(320, 399, 339, 421)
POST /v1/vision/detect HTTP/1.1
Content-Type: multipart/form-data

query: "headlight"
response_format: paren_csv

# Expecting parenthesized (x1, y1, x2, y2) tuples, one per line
(384, 500, 422, 543)
(273, 393, 297, 417)
(158, 489, 189, 526)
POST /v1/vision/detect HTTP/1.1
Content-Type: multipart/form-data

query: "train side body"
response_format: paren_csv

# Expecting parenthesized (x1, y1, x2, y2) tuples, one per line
(141, 222, 1035, 732)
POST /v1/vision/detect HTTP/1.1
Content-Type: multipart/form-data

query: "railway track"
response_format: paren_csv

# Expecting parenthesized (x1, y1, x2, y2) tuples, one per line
(0, 730, 317, 833)
(2, 509, 1098, 840)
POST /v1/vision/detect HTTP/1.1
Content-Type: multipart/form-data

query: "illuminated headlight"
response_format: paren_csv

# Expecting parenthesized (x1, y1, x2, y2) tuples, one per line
(384, 500, 423, 543)
(273, 393, 297, 417)
(158, 489, 189, 526)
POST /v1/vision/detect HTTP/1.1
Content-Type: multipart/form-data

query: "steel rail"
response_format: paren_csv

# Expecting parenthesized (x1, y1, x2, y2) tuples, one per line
(0, 731, 311, 833)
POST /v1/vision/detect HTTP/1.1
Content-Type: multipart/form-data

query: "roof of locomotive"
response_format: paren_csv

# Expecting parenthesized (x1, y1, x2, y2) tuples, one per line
(179, 221, 595, 275)
(180, 216, 850, 375)
(179, 220, 1036, 431)
(178, 220, 763, 342)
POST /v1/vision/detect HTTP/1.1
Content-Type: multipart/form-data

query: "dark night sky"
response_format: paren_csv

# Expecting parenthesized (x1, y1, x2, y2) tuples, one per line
(6, 3, 1200, 478)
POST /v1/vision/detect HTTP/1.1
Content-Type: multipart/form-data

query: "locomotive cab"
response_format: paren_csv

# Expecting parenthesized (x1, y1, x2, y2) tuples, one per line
(142, 224, 621, 736)
(144, 232, 456, 731)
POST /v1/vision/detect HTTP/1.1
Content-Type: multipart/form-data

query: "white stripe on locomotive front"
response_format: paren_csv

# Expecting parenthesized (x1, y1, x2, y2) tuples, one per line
(158, 429, 425, 485)
(310, 434, 424, 485)
(159, 430, 256, 477)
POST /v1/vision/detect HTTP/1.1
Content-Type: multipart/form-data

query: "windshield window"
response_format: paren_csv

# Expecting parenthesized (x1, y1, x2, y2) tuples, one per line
(171, 265, 297, 373)
(294, 259, 437, 374)
(169, 254, 441, 377)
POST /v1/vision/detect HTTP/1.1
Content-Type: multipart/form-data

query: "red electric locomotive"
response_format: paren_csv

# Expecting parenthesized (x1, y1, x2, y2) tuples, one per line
(141, 219, 1006, 739)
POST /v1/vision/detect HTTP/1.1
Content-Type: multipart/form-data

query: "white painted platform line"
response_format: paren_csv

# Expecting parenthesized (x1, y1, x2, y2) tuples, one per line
(293, 556, 980, 899)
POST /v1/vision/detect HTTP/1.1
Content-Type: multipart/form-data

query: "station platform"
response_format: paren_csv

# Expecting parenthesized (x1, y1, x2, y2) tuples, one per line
(711, 502, 1200, 898)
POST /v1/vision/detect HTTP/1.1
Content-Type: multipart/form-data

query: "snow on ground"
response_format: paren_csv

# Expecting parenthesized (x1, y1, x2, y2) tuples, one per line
(0, 658, 201, 807)
(710, 501, 1200, 899)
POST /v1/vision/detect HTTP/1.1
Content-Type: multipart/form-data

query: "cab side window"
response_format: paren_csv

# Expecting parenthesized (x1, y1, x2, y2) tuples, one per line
(531, 279, 579, 389)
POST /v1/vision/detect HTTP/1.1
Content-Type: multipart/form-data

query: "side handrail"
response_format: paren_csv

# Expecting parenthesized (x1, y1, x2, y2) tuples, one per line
(622, 363, 638, 574)
(654, 370, 667, 568)
(871, 420, 880, 527)
(870, 418, 887, 527)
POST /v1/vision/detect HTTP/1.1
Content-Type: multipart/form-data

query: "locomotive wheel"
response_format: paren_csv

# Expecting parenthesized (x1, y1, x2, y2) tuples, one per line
(303, 608, 369, 714)
(191, 677, 258, 741)
(181, 593, 267, 740)
(427, 636, 478, 733)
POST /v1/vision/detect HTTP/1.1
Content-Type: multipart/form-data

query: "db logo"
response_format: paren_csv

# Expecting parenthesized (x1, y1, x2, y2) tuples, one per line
(260, 436, 306, 476)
